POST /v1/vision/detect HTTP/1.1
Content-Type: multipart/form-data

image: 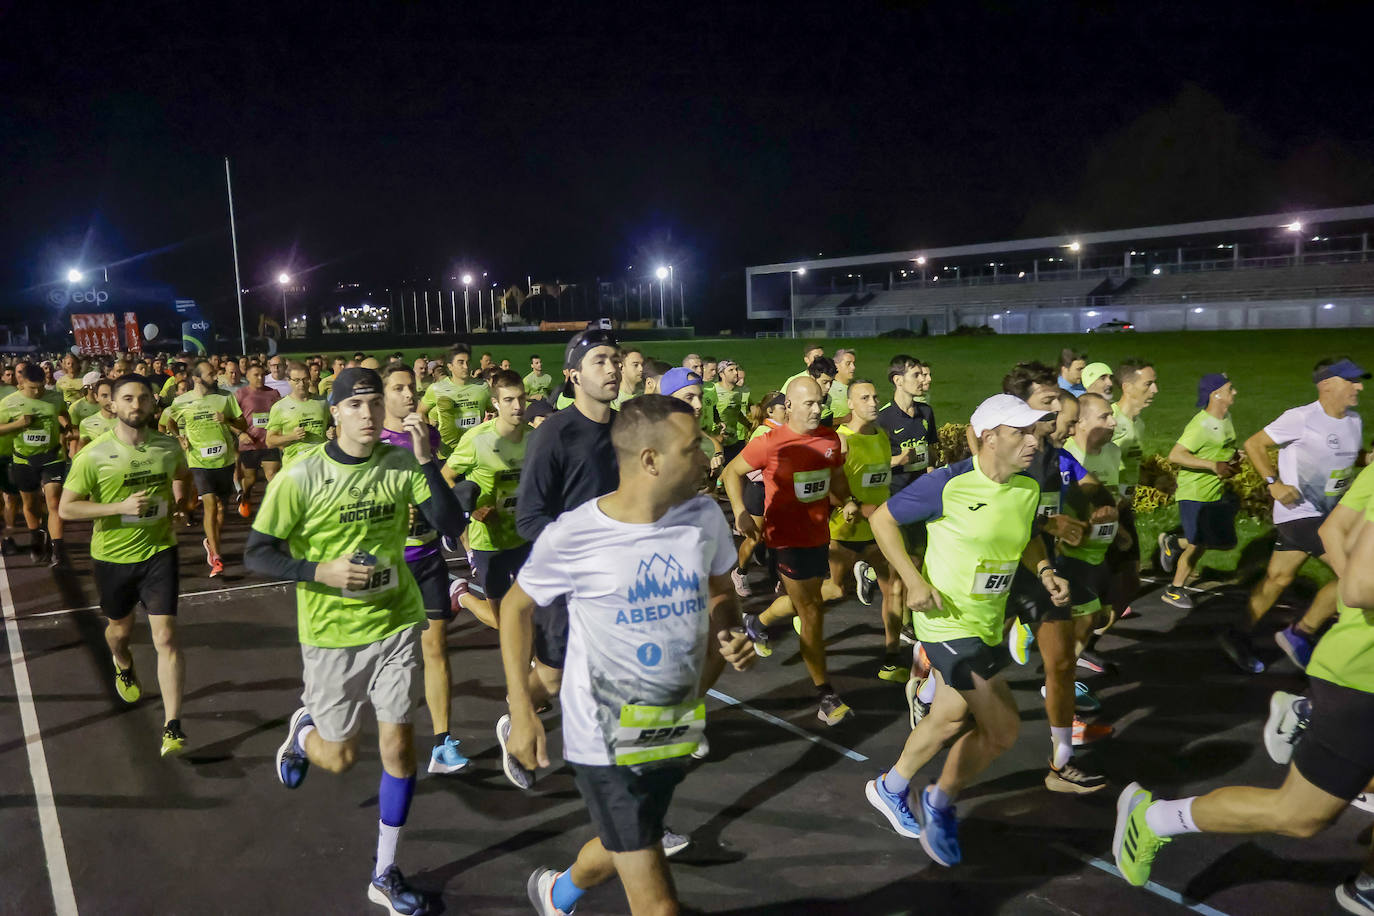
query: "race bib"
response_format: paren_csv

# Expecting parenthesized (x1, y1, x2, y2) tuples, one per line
(903, 441, 930, 472)
(613, 700, 705, 765)
(458, 415, 480, 429)
(1037, 492, 1060, 519)
(21, 430, 50, 446)
(970, 560, 1016, 596)
(1089, 521, 1118, 542)
(200, 442, 226, 459)
(342, 564, 397, 598)
(793, 469, 830, 503)
(1327, 467, 1355, 498)
(859, 464, 890, 490)
(252, 413, 269, 427)
(120, 498, 166, 526)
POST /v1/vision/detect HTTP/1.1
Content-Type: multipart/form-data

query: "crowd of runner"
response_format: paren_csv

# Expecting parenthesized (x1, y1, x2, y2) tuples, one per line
(12, 335, 1374, 914)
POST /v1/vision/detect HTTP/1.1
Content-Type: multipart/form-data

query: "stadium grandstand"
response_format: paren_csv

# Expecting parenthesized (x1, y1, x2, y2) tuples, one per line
(746, 204, 1374, 336)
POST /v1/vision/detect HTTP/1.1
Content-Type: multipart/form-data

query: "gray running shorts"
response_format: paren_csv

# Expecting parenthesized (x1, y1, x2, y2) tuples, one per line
(300, 626, 421, 742)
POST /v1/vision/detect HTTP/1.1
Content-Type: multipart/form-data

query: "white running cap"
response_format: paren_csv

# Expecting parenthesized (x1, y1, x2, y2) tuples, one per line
(970, 393, 1050, 436)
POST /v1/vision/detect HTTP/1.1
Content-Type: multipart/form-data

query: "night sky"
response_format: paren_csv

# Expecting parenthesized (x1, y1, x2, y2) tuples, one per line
(4, 1, 1374, 329)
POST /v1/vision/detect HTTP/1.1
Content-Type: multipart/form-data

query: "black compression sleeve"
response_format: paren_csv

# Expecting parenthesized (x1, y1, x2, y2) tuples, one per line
(244, 529, 319, 583)
(416, 460, 468, 540)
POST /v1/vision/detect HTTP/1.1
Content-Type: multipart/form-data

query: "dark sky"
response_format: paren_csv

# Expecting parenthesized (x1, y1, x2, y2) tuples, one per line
(4, 1, 1373, 327)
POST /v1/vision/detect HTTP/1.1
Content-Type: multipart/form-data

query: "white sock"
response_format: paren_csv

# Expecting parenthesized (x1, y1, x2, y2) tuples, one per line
(1144, 797, 1200, 837)
(1050, 727, 1073, 769)
(916, 677, 937, 704)
(375, 821, 401, 877)
(296, 724, 316, 755)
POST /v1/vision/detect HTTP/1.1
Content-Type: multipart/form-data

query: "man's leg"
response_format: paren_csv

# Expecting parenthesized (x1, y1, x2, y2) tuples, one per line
(1294, 580, 1340, 635)
(1172, 540, 1203, 588)
(202, 494, 223, 557)
(820, 544, 850, 603)
(105, 613, 136, 670)
(1038, 620, 1077, 767)
(1187, 764, 1347, 837)
(262, 460, 281, 482)
(420, 617, 450, 737)
(239, 463, 258, 503)
(1246, 549, 1310, 628)
(785, 575, 828, 686)
(890, 673, 970, 781)
(19, 489, 41, 538)
(42, 478, 64, 561)
(611, 847, 679, 916)
(937, 673, 1020, 798)
(147, 615, 184, 724)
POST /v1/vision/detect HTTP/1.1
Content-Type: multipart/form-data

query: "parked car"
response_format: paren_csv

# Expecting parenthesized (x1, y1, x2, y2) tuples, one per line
(1088, 319, 1135, 333)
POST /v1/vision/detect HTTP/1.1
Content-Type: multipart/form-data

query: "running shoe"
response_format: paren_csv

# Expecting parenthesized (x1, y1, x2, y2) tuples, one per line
(1076, 650, 1115, 675)
(448, 577, 470, 615)
(427, 736, 471, 775)
(817, 691, 853, 726)
(112, 655, 142, 704)
(1275, 624, 1315, 670)
(1353, 794, 1374, 815)
(865, 773, 921, 838)
(730, 567, 752, 598)
(1072, 718, 1113, 746)
(792, 615, 802, 636)
(441, 534, 460, 554)
(276, 707, 313, 789)
(878, 662, 910, 683)
(48, 539, 66, 568)
(661, 826, 690, 857)
(905, 676, 931, 730)
(527, 868, 572, 916)
(160, 720, 188, 758)
(1009, 619, 1035, 665)
(1263, 690, 1310, 766)
(368, 865, 431, 915)
(1045, 757, 1107, 794)
(496, 713, 536, 790)
(916, 786, 961, 867)
(0, 536, 15, 556)
(28, 530, 45, 564)
(1217, 628, 1265, 673)
(900, 622, 917, 646)
(1336, 878, 1374, 915)
(1160, 587, 1193, 610)
(912, 642, 931, 679)
(1157, 533, 1179, 574)
(1041, 681, 1102, 714)
(854, 560, 877, 606)
(1092, 607, 1118, 637)
(690, 732, 710, 760)
(237, 498, 252, 518)
(203, 538, 224, 577)
(742, 612, 772, 658)
(1113, 782, 1168, 886)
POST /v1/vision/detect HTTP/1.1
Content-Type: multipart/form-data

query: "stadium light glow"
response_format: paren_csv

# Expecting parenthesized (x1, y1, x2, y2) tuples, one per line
(1068, 241, 1081, 252)
(1086, 310, 1099, 317)
(277, 272, 291, 285)
(1324, 303, 1335, 310)
(1152, 267, 1161, 275)
(796, 267, 807, 275)
(914, 256, 926, 265)
(461, 274, 473, 285)
(655, 266, 670, 280)
(66, 268, 84, 283)
(1193, 307, 1204, 314)
(1285, 221, 1303, 232)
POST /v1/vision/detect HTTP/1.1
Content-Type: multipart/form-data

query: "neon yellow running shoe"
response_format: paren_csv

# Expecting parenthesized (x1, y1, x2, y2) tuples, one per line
(113, 656, 141, 704)
(1113, 781, 1169, 886)
(1009, 619, 1035, 665)
(160, 720, 187, 758)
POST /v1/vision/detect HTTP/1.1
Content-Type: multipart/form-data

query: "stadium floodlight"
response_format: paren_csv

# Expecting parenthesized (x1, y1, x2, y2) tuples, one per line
(66, 268, 84, 283)
(655, 266, 669, 280)
(461, 273, 473, 285)
(1285, 221, 1303, 232)
(1193, 307, 1204, 314)
(1068, 241, 1081, 252)
(796, 267, 807, 275)
(914, 256, 926, 265)
(277, 272, 291, 285)
(1152, 267, 1162, 275)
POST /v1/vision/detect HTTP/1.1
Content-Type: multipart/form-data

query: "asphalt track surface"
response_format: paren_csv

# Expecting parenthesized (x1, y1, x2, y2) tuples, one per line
(1, 511, 1368, 915)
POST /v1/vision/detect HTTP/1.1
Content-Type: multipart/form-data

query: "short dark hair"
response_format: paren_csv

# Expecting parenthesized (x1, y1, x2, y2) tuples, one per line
(448, 343, 471, 360)
(1059, 348, 1085, 370)
(808, 356, 837, 379)
(701, 355, 717, 365)
(353, 351, 367, 360)
(530, 353, 543, 361)
(643, 359, 672, 383)
(1078, 391, 1110, 412)
(381, 362, 414, 384)
(1117, 358, 1153, 384)
(619, 347, 641, 359)
(803, 344, 824, 357)
(489, 369, 524, 394)
(111, 373, 153, 398)
(611, 394, 694, 460)
(94, 377, 114, 394)
(887, 354, 921, 386)
(1002, 361, 1058, 401)
(20, 364, 44, 384)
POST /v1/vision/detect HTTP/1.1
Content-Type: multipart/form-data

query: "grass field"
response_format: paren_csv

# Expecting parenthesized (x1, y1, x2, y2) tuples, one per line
(296, 328, 1370, 587)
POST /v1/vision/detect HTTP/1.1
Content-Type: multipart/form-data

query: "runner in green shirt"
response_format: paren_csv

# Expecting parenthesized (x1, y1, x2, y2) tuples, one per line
(1108, 358, 1157, 621)
(523, 354, 553, 402)
(419, 343, 490, 456)
(444, 368, 531, 624)
(163, 359, 248, 577)
(829, 348, 856, 426)
(713, 359, 751, 462)
(0, 364, 19, 557)
(246, 366, 468, 916)
(1159, 373, 1240, 611)
(67, 370, 103, 437)
(265, 362, 330, 467)
(76, 377, 118, 450)
(0, 364, 72, 565)
(612, 348, 643, 408)
(60, 373, 193, 756)
(55, 353, 85, 407)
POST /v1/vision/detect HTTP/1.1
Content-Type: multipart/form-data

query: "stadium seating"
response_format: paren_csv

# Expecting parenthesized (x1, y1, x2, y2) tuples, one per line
(797, 277, 1107, 318)
(1115, 261, 1374, 304)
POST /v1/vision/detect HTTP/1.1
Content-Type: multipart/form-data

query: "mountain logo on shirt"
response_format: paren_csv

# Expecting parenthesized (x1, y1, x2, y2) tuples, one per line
(627, 553, 700, 603)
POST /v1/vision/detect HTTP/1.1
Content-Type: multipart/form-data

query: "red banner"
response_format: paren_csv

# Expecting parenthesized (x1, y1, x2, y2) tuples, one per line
(123, 312, 143, 353)
(71, 313, 119, 355)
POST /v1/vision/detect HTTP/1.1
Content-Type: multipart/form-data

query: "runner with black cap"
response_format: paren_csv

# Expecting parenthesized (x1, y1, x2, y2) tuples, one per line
(1230, 356, 1367, 672)
(248, 365, 468, 916)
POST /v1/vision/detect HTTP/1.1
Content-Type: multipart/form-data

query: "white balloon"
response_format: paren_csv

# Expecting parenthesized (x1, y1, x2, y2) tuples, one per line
(143, 323, 159, 340)
(70, 344, 81, 355)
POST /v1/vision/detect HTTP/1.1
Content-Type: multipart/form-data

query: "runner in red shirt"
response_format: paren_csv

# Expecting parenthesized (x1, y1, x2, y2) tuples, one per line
(234, 363, 283, 516)
(724, 375, 854, 725)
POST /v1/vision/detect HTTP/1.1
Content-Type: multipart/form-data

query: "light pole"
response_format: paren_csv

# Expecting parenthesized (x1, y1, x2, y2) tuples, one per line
(461, 274, 473, 332)
(277, 272, 291, 338)
(655, 265, 669, 326)
(789, 267, 806, 338)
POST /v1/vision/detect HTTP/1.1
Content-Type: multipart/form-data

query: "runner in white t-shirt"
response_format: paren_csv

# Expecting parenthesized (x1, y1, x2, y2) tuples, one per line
(500, 395, 756, 916)
(1229, 357, 1368, 673)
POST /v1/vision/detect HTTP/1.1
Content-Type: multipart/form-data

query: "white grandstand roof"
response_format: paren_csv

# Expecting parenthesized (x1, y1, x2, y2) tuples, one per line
(746, 203, 1374, 275)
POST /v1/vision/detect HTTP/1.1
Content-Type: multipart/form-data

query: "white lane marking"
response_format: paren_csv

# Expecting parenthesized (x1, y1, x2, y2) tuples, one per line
(1, 555, 79, 914)
(706, 688, 869, 762)
(1050, 842, 1234, 916)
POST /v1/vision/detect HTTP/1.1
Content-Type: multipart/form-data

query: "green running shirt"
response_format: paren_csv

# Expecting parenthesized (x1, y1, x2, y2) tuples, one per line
(267, 396, 330, 467)
(445, 419, 529, 551)
(253, 443, 431, 648)
(0, 388, 66, 464)
(1058, 438, 1123, 567)
(1111, 402, 1145, 489)
(69, 398, 100, 428)
(523, 371, 553, 401)
(830, 424, 892, 542)
(421, 378, 491, 452)
(1339, 464, 1374, 515)
(66, 431, 186, 563)
(78, 412, 118, 447)
(1174, 410, 1236, 503)
(168, 390, 242, 469)
(1308, 503, 1374, 693)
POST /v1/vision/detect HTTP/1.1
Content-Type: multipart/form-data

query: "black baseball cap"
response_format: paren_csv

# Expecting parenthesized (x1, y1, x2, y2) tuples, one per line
(564, 328, 618, 370)
(328, 367, 382, 405)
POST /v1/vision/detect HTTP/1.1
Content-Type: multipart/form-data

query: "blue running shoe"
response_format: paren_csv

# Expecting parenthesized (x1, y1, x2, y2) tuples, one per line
(1041, 681, 1102, 714)
(368, 865, 431, 915)
(916, 785, 962, 866)
(427, 735, 471, 775)
(1275, 624, 1314, 671)
(496, 714, 536, 790)
(276, 707, 312, 789)
(1337, 877, 1374, 915)
(865, 774, 921, 839)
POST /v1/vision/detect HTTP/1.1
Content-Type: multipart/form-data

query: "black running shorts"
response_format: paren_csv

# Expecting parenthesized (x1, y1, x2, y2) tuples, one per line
(743, 479, 765, 518)
(923, 636, 1012, 691)
(93, 548, 180, 620)
(1275, 516, 1326, 557)
(1055, 554, 1112, 616)
(239, 448, 282, 470)
(408, 551, 451, 619)
(1178, 498, 1237, 550)
(10, 453, 67, 493)
(1007, 564, 1067, 624)
(191, 465, 237, 501)
(1106, 501, 1140, 566)
(533, 597, 569, 669)
(1293, 677, 1374, 801)
(470, 543, 532, 606)
(571, 760, 688, 853)
(775, 545, 829, 581)
(0, 457, 16, 495)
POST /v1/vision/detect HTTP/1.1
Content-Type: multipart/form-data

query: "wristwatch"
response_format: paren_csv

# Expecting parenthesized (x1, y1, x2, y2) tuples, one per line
(1264, 475, 1277, 485)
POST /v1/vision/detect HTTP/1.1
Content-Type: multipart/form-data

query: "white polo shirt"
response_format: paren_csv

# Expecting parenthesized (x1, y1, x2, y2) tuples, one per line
(1264, 401, 1363, 524)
